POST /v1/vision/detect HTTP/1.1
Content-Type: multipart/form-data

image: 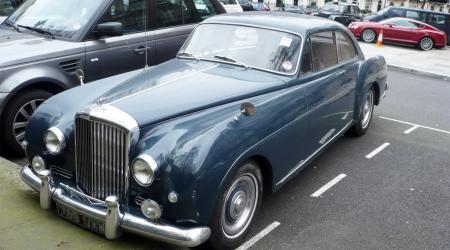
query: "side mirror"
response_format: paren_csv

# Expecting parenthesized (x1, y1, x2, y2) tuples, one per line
(240, 102, 256, 116)
(96, 22, 123, 37)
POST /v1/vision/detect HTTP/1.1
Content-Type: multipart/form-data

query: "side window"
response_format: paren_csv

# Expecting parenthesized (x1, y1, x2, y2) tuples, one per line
(182, 0, 200, 25)
(193, 0, 219, 20)
(310, 32, 338, 72)
(405, 10, 426, 22)
(430, 14, 446, 25)
(155, 0, 183, 28)
(390, 8, 403, 17)
(100, 0, 146, 34)
(336, 32, 357, 62)
(300, 37, 313, 75)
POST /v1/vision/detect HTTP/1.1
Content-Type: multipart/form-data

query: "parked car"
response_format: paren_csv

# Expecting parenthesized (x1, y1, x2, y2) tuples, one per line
(0, 0, 23, 23)
(316, 2, 362, 25)
(20, 12, 388, 249)
(283, 5, 308, 14)
(237, 0, 254, 11)
(363, 7, 450, 45)
(219, 0, 243, 12)
(251, 1, 270, 11)
(0, 0, 225, 156)
(349, 17, 447, 50)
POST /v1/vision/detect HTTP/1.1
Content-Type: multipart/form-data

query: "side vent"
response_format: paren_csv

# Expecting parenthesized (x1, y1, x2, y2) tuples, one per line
(59, 59, 81, 74)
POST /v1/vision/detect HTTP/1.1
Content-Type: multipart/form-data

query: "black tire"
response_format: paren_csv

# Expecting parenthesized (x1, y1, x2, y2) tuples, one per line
(418, 37, 434, 51)
(347, 86, 375, 137)
(361, 28, 377, 43)
(1, 89, 52, 156)
(208, 161, 263, 249)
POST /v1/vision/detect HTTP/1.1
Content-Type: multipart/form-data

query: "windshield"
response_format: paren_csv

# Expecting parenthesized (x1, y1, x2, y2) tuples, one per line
(6, 0, 104, 39)
(323, 3, 344, 12)
(179, 24, 302, 75)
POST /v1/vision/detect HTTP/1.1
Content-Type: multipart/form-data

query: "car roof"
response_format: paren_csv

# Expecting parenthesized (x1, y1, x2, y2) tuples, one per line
(203, 12, 345, 36)
(384, 17, 430, 26)
(386, 6, 450, 15)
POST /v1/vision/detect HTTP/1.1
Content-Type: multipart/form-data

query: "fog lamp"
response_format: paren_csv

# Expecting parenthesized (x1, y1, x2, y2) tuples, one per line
(44, 127, 65, 154)
(32, 155, 46, 174)
(141, 199, 162, 220)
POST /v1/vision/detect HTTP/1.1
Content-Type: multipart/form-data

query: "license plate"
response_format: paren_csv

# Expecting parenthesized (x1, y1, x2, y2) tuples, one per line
(56, 202, 105, 235)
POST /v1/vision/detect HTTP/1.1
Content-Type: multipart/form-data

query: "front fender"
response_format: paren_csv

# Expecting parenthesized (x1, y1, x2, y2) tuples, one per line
(131, 88, 295, 226)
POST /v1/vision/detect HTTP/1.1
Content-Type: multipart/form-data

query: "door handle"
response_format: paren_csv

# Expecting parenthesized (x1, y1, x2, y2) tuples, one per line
(134, 46, 147, 55)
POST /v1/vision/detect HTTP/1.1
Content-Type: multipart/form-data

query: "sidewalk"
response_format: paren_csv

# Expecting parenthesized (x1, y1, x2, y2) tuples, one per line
(358, 42, 450, 80)
(0, 158, 171, 250)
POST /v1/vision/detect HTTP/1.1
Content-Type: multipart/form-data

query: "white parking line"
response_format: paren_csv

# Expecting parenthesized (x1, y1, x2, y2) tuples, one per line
(403, 125, 420, 134)
(310, 173, 347, 198)
(366, 142, 390, 159)
(236, 221, 280, 250)
(379, 116, 450, 135)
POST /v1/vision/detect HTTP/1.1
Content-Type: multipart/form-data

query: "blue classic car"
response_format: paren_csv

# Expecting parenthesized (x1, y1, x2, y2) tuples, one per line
(20, 12, 387, 249)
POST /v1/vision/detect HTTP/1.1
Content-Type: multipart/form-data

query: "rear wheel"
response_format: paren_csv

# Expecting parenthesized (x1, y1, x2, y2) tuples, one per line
(208, 161, 263, 249)
(418, 37, 434, 51)
(347, 87, 375, 137)
(1, 89, 52, 156)
(361, 29, 376, 43)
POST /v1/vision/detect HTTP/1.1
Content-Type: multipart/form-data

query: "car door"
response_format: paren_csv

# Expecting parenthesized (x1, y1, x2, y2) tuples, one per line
(386, 19, 417, 44)
(302, 31, 353, 153)
(84, 0, 155, 82)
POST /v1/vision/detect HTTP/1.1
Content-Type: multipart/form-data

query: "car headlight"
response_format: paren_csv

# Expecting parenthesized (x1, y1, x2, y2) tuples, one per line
(32, 155, 46, 174)
(44, 127, 65, 154)
(132, 154, 158, 186)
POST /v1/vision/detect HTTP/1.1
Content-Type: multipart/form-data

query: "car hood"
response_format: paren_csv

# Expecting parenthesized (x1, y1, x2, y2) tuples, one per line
(44, 59, 288, 129)
(0, 27, 84, 68)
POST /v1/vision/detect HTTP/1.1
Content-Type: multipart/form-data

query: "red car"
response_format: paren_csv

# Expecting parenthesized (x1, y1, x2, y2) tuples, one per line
(349, 17, 447, 51)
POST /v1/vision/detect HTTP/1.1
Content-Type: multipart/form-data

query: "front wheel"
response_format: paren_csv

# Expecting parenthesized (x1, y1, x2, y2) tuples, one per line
(361, 29, 376, 43)
(208, 161, 263, 249)
(1, 89, 52, 156)
(347, 87, 375, 137)
(418, 37, 434, 51)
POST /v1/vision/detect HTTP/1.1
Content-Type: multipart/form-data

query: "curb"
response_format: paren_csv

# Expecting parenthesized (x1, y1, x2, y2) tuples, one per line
(387, 65, 450, 82)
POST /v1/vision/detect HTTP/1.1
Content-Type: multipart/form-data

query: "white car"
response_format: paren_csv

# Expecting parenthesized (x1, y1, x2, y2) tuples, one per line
(219, 0, 243, 12)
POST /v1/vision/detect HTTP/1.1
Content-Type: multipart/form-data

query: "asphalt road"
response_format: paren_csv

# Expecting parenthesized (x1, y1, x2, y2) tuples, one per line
(6, 70, 450, 249)
(237, 70, 450, 250)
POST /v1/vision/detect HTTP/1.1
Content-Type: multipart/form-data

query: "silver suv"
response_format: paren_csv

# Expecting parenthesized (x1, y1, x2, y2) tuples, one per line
(0, 0, 225, 155)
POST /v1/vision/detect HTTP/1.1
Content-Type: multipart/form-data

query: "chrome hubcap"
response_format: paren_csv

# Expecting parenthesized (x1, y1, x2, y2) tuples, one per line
(222, 174, 258, 239)
(12, 99, 45, 145)
(420, 38, 433, 50)
(361, 91, 374, 129)
(362, 29, 375, 42)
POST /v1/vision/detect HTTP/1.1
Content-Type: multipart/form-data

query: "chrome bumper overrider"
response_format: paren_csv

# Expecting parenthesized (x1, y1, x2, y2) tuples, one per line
(20, 165, 210, 247)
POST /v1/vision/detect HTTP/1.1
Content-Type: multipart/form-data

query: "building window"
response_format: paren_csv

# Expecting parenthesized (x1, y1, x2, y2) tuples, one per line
(365, 0, 372, 11)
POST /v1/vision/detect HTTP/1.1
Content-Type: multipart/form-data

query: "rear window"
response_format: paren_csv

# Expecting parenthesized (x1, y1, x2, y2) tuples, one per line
(429, 14, 448, 25)
(336, 32, 357, 62)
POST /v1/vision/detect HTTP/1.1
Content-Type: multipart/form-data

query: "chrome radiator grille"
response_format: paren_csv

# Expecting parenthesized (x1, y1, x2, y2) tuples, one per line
(75, 117, 130, 201)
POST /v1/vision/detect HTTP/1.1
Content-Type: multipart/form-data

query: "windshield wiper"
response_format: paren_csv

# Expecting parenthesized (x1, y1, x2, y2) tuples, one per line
(3, 20, 19, 32)
(177, 52, 200, 61)
(214, 55, 250, 70)
(17, 25, 54, 39)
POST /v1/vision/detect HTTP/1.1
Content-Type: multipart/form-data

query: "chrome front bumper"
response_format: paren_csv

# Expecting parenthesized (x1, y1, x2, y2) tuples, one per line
(20, 165, 210, 247)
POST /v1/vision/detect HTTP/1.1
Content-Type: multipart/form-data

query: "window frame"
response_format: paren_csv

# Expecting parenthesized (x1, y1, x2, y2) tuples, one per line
(299, 29, 359, 77)
(178, 22, 305, 77)
(335, 31, 358, 63)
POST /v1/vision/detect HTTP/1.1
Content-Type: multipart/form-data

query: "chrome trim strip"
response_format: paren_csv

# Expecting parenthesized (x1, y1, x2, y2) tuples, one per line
(276, 121, 353, 186)
(20, 165, 211, 247)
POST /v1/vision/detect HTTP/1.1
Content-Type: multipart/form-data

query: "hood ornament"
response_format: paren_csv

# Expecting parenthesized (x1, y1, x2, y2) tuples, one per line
(96, 97, 107, 106)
